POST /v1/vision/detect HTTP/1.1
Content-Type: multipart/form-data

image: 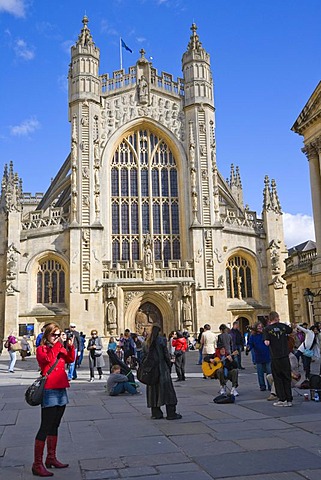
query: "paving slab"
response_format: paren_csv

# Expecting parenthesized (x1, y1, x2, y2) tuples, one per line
(1, 352, 321, 479)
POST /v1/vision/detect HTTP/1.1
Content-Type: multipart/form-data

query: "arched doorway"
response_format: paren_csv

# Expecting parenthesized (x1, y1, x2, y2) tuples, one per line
(237, 317, 249, 335)
(135, 302, 163, 334)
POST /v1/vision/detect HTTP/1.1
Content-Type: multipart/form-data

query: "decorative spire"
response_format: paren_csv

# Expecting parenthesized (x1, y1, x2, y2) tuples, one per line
(0, 161, 22, 213)
(235, 166, 242, 188)
(271, 179, 282, 213)
(187, 23, 203, 52)
(263, 175, 272, 211)
(76, 15, 94, 47)
(230, 164, 235, 186)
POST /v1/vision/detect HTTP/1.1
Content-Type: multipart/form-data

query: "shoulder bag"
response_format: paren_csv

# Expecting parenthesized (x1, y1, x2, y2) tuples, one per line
(10, 342, 21, 352)
(137, 341, 159, 385)
(25, 357, 60, 407)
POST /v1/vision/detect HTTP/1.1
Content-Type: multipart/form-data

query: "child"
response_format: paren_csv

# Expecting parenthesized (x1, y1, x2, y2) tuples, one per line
(107, 336, 117, 352)
(115, 345, 124, 362)
(106, 365, 138, 396)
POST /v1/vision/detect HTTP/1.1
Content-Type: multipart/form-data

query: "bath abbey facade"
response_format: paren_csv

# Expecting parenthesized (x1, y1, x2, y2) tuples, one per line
(0, 18, 288, 340)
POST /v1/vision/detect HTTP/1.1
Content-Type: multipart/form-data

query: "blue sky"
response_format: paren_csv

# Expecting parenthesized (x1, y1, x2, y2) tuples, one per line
(0, 0, 319, 247)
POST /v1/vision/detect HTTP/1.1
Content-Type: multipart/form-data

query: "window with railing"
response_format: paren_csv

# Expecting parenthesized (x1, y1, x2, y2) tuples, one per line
(111, 129, 180, 266)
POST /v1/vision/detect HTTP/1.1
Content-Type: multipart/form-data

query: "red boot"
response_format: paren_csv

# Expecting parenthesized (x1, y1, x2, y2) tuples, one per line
(32, 439, 53, 477)
(45, 435, 69, 469)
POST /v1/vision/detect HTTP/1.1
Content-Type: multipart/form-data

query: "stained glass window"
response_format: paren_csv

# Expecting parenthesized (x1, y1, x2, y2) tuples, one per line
(111, 129, 180, 266)
(37, 259, 65, 304)
(225, 255, 253, 299)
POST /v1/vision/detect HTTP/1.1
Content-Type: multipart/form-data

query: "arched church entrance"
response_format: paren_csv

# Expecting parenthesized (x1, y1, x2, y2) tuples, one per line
(237, 317, 249, 335)
(135, 302, 163, 334)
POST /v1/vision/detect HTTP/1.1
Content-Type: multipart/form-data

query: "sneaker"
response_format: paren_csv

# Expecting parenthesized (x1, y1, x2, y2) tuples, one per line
(88, 378, 94, 382)
(231, 387, 239, 396)
(219, 386, 226, 395)
(273, 400, 287, 407)
(267, 394, 277, 401)
(285, 401, 293, 407)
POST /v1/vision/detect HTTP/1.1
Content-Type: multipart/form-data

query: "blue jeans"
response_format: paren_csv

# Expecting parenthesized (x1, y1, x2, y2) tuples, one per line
(8, 350, 17, 372)
(110, 382, 137, 396)
(256, 362, 271, 390)
(68, 349, 78, 379)
(198, 347, 203, 365)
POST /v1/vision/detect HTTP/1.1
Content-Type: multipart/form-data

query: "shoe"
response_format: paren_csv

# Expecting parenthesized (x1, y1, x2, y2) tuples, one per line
(151, 415, 164, 419)
(273, 400, 287, 407)
(231, 387, 239, 396)
(203, 375, 208, 379)
(89, 378, 94, 382)
(99, 375, 103, 380)
(167, 414, 182, 420)
(219, 386, 226, 395)
(285, 401, 293, 407)
(267, 394, 277, 401)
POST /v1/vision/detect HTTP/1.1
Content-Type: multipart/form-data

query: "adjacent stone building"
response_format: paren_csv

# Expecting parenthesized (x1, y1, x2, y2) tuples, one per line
(0, 18, 288, 341)
(289, 82, 321, 324)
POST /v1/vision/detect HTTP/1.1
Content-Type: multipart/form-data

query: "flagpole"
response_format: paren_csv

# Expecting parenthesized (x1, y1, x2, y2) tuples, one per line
(120, 37, 123, 71)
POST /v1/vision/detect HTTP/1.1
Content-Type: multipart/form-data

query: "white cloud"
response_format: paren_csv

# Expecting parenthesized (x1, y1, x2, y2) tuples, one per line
(283, 212, 315, 249)
(10, 117, 40, 137)
(0, 0, 26, 17)
(14, 38, 35, 60)
(61, 39, 74, 55)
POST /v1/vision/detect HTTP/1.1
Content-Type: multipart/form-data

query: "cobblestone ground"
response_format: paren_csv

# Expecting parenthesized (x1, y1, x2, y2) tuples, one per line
(1, 350, 321, 479)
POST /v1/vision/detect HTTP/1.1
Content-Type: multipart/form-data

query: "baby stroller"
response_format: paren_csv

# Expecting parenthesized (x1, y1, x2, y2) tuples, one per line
(107, 349, 135, 383)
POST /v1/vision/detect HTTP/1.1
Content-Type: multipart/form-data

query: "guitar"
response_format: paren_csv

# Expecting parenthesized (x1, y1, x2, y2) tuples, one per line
(202, 350, 239, 378)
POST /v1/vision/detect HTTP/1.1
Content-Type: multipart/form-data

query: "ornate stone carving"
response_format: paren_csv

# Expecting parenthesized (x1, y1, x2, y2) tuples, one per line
(106, 284, 117, 299)
(217, 274, 224, 288)
(138, 75, 149, 104)
(124, 291, 142, 311)
(269, 239, 281, 274)
(159, 291, 173, 305)
(214, 248, 223, 263)
(182, 297, 192, 322)
(182, 281, 192, 297)
(107, 300, 117, 325)
(272, 275, 284, 289)
(7, 243, 20, 281)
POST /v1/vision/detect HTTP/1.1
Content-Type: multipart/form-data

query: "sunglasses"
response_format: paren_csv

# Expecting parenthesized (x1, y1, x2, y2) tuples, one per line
(51, 332, 61, 338)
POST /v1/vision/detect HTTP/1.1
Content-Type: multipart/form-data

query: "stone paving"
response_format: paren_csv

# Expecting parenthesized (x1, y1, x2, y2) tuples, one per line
(1, 350, 321, 479)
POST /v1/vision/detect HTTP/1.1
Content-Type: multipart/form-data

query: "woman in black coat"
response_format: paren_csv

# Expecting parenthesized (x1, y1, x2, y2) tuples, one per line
(145, 324, 182, 420)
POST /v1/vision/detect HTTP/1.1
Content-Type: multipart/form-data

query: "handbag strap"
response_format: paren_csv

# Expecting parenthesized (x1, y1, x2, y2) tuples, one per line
(43, 356, 60, 378)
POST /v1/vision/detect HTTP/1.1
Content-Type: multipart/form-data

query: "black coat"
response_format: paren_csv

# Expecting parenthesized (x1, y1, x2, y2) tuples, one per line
(145, 336, 177, 408)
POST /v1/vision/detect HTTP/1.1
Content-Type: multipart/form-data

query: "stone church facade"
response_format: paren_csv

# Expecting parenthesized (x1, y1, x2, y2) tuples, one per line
(0, 18, 288, 341)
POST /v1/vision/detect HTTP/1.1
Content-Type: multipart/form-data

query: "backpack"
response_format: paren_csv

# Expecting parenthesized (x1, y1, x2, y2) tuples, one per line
(213, 394, 235, 404)
(137, 342, 159, 385)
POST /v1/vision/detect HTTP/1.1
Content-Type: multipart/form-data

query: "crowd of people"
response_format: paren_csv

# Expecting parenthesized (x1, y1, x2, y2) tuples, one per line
(2, 313, 321, 476)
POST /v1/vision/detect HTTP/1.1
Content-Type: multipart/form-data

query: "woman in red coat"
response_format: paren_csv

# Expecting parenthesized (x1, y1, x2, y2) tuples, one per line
(32, 323, 75, 477)
(172, 331, 188, 381)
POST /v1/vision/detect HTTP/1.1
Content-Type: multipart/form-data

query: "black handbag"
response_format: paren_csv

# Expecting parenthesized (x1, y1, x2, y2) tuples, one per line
(25, 357, 59, 406)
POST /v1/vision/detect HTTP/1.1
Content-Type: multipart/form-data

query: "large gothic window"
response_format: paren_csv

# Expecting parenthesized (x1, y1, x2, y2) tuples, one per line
(37, 259, 66, 304)
(111, 130, 180, 266)
(226, 255, 253, 299)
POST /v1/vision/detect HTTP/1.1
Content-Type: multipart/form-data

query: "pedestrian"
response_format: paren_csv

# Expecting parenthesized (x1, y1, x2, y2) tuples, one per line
(196, 327, 204, 365)
(20, 335, 30, 361)
(87, 329, 105, 382)
(67, 323, 81, 380)
(5, 331, 18, 373)
(144, 324, 182, 420)
(264, 311, 293, 407)
(76, 331, 86, 367)
(230, 321, 245, 369)
(32, 322, 74, 476)
(295, 324, 320, 379)
(217, 324, 233, 355)
(172, 330, 188, 381)
(107, 336, 117, 352)
(247, 322, 271, 391)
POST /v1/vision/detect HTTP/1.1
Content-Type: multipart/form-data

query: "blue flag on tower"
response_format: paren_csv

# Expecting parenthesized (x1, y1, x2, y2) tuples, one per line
(121, 38, 133, 53)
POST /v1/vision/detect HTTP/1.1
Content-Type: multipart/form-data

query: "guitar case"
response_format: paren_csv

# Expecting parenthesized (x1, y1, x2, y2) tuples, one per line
(213, 394, 235, 404)
(107, 349, 135, 383)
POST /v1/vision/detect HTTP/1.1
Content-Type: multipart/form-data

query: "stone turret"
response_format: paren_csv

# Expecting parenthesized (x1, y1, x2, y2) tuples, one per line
(229, 164, 244, 208)
(68, 15, 100, 109)
(262, 175, 288, 318)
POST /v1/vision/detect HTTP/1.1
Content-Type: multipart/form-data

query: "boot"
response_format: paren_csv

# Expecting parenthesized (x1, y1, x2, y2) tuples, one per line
(32, 439, 53, 477)
(166, 404, 182, 420)
(45, 435, 69, 469)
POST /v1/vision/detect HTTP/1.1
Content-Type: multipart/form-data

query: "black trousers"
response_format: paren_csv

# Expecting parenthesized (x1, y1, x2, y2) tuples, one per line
(36, 405, 66, 441)
(175, 352, 186, 380)
(271, 356, 292, 402)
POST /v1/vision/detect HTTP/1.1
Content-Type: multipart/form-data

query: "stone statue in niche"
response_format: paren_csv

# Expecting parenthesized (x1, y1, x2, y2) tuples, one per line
(218, 275, 224, 288)
(138, 75, 148, 104)
(183, 297, 192, 322)
(107, 301, 117, 324)
(143, 234, 153, 268)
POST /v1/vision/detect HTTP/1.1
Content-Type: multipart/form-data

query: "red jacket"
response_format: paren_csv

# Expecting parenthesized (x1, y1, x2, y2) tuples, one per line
(36, 341, 75, 389)
(172, 337, 188, 352)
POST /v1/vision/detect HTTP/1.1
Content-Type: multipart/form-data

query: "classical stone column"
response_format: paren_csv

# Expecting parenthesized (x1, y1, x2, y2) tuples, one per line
(303, 143, 321, 262)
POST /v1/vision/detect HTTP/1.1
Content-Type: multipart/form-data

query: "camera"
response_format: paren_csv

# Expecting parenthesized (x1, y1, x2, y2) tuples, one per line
(64, 329, 74, 340)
